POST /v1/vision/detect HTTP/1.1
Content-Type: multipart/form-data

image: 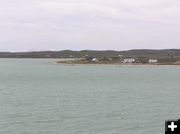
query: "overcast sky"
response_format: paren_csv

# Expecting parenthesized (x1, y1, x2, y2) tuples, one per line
(0, 0, 180, 51)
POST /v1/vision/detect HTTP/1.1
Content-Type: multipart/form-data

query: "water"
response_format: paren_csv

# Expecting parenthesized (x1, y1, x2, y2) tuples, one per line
(0, 59, 180, 134)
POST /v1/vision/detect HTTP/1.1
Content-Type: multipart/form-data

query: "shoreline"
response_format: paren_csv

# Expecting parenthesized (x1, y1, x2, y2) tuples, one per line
(55, 62, 180, 67)
(55, 58, 180, 67)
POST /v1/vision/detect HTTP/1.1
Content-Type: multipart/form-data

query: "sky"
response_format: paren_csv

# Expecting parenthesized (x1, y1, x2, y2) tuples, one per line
(0, 0, 180, 51)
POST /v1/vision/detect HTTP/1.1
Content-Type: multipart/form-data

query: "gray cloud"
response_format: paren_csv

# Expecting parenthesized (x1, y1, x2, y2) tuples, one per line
(0, 0, 180, 51)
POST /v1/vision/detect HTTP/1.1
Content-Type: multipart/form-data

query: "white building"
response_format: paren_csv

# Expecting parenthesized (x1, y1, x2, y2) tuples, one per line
(91, 58, 98, 62)
(122, 58, 135, 63)
(118, 55, 123, 58)
(149, 59, 158, 63)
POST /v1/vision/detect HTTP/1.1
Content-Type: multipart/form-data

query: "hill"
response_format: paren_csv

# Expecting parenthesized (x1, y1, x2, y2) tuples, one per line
(1, 49, 180, 64)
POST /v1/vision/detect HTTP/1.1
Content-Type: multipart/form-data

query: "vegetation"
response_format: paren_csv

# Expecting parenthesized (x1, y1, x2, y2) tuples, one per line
(1, 49, 180, 65)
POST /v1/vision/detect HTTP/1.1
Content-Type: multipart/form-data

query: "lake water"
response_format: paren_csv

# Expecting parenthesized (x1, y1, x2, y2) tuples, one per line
(0, 59, 180, 134)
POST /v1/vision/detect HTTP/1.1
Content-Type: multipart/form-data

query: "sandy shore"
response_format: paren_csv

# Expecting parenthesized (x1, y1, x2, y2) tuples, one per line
(55, 62, 180, 67)
(55, 58, 180, 67)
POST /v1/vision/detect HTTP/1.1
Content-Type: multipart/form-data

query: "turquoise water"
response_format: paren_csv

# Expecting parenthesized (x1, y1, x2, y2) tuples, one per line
(0, 59, 180, 134)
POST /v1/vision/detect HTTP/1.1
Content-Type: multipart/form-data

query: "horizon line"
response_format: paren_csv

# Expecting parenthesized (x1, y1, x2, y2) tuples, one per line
(0, 48, 180, 53)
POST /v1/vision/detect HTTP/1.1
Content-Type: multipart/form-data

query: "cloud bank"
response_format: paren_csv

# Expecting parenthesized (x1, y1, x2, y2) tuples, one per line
(0, 0, 180, 51)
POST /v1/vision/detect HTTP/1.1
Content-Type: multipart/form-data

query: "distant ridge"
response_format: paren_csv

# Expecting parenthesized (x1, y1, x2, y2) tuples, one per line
(0, 49, 180, 59)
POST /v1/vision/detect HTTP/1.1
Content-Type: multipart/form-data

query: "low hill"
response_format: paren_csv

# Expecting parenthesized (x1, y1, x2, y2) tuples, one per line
(1, 49, 180, 64)
(0, 49, 180, 59)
